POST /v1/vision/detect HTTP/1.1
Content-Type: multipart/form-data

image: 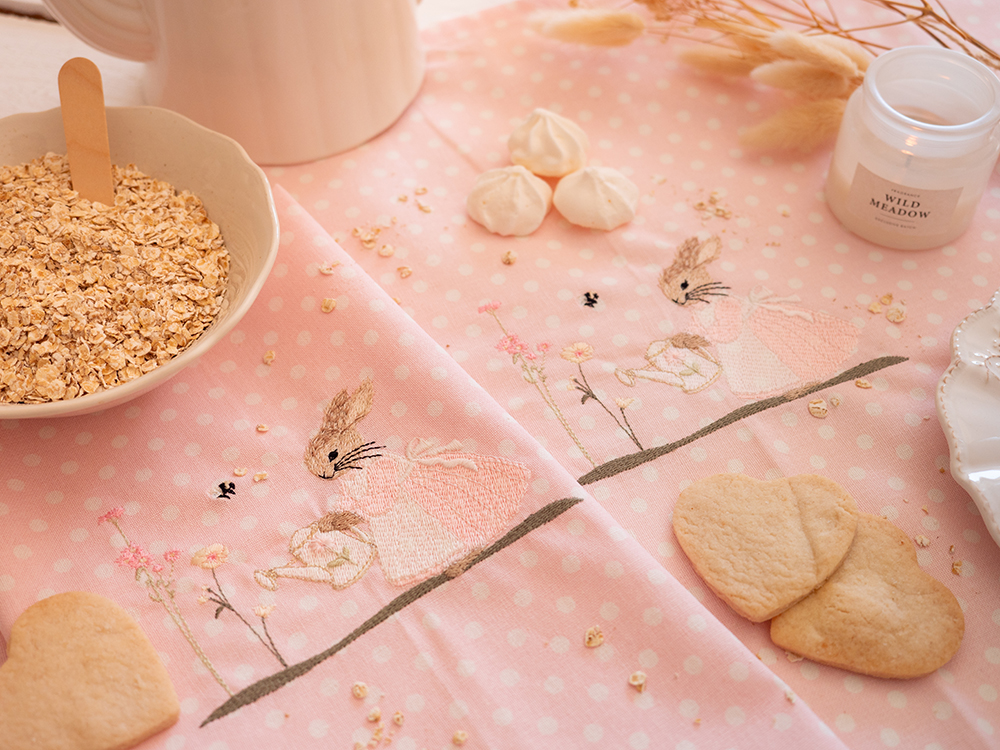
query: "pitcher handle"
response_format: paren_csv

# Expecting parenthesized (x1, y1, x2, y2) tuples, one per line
(43, 0, 155, 62)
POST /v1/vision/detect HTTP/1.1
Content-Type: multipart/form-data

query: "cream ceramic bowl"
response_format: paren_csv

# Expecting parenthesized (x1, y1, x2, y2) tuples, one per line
(0, 106, 278, 419)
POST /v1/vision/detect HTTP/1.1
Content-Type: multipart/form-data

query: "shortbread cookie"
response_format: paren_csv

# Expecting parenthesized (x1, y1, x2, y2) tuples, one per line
(770, 513, 964, 678)
(673, 473, 858, 622)
(0, 591, 180, 750)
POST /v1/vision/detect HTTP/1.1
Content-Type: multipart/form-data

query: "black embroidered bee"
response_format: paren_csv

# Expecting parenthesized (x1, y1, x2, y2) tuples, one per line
(582, 292, 599, 308)
(216, 481, 237, 499)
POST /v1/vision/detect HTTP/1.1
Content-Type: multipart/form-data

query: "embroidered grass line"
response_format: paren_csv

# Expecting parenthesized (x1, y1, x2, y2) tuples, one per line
(201, 496, 584, 726)
(578, 355, 908, 485)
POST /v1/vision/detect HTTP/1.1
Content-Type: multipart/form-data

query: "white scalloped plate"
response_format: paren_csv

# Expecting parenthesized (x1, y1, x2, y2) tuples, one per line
(937, 289, 1000, 549)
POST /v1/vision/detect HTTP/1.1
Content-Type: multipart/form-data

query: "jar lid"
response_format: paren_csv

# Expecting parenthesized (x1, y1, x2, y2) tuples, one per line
(861, 46, 1000, 156)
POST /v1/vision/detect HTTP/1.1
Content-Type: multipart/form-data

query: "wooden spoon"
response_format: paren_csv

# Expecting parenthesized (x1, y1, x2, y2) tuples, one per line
(57, 57, 115, 206)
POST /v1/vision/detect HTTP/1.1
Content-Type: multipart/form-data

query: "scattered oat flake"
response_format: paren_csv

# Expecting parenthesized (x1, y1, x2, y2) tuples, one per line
(584, 625, 604, 648)
(886, 307, 906, 323)
(318, 263, 340, 275)
(785, 651, 804, 662)
(829, 395, 841, 407)
(416, 200, 432, 213)
(949, 544, 956, 554)
(452, 730, 468, 746)
(952, 560, 963, 575)
(922, 505, 929, 514)
(393, 711, 404, 726)
(628, 671, 647, 692)
(252, 471, 268, 483)
(256, 424, 269, 433)
(414, 186, 428, 195)
(378, 244, 395, 258)
(868, 301, 883, 314)
(233, 467, 248, 477)
(352, 682, 369, 699)
(321, 298, 337, 313)
(262, 350, 276, 365)
(785, 690, 796, 704)
(807, 398, 828, 419)
(367, 707, 382, 722)
(855, 378, 872, 389)
(353, 225, 382, 249)
(397, 266, 412, 278)
(880, 293, 894, 305)
(397, 195, 408, 202)
(501, 250, 517, 265)
(915, 535, 931, 548)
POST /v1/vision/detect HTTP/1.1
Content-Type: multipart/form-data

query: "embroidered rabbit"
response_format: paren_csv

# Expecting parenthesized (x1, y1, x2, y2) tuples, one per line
(615, 332, 722, 393)
(655, 235, 859, 399)
(255, 378, 530, 590)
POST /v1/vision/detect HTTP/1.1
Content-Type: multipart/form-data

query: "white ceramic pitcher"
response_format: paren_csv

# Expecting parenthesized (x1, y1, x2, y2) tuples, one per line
(43, 0, 425, 165)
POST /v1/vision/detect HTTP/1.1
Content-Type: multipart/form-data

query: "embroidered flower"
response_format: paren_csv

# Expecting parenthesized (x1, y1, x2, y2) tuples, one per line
(614, 397, 635, 409)
(97, 507, 125, 525)
(253, 604, 275, 619)
(163, 549, 181, 563)
(191, 543, 229, 569)
(536, 342, 551, 353)
(561, 342, 595, 363)
(478, 300, 501, 314)
(115, 543, 153, 570)
(497, 333, 530, 356)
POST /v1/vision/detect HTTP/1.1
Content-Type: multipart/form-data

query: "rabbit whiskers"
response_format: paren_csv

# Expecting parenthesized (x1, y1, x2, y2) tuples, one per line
(677, 281, 730, 305)
(320, 440, 385, 479)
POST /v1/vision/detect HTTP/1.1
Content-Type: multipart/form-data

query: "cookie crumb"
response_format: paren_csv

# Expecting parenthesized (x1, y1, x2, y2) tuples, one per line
(367, 707, 382, 722)
(397, 195, 408, 202)
(880, 293, 894, 305)
(628, 671, 647, 692)
(256, 424, 269, 433)
(393, 711, 404, 726)
(785, 651, 804, 662)
(807, 399, 828, 418)
(233, 467, 248, 477)
(951, 560, 963, 575)
(584, 625, 604, 648)
(378, 244, 396, 258)
(885, 307, 906, 323)
(262, 350, 276, 365)
(785, 689, 796, 704)
(452, 730, 468, 746)
(397, 266, 413, 278)
(914, 535, 931, 548)
(414, 186, 428, 196)
(829, 395, 841, 407)
(318, 263, 340, 275)
(501, 250, 517, 265)
(855, 378, 872, 389)
(949, 544, 956, 554)
(352, 682, 369, 699)
(321, 298, 338, 313)
(352, 225, 382, 250)
(253, 471, 268, 483)
(416, 200, 432, 213)
(868, 301, 883, 314)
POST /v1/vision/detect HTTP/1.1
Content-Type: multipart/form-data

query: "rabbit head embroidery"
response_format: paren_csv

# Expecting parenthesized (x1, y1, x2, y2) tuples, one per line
(304, 377, 384, 480)
(658, 235, 730, 307)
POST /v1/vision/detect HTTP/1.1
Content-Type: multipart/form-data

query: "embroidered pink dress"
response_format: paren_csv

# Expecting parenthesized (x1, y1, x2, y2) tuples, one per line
(686, 287, 859, 399)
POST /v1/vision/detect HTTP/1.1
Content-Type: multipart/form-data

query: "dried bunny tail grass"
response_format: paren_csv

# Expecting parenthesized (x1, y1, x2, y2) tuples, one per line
(529, 9, 646, 47)
(750, 60, 854, 99)
(767, 30, 860, 79)
(677, 45, 763, 76)
(739, 97, 847, 152)
(814, 35, 874, 72)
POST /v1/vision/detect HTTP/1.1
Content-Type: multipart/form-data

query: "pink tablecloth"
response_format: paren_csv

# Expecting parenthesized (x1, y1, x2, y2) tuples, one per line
(2, 1, 1000, 749)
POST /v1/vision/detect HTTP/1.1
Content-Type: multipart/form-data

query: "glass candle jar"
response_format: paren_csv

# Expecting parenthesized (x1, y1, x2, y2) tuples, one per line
(826, 46, 1000, 250)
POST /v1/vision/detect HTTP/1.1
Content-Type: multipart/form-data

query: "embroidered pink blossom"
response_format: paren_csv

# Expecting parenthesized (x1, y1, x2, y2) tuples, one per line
(536, 342, 551, 353)
(191, 543, 229, 569)
(115, 543, 153, 571)
(561, 342, 595, 363)
(151, 564, 164, 574)
(615, 397, 635, 409)
(254, 604, 275, 619)
(163, 549, 181, 563)
(497, 333, 531, 356)
(477, 301, 501, 314)
(97, 507, 125, 525)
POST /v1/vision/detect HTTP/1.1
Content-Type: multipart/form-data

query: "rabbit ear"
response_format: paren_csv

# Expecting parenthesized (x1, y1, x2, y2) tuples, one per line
(694, 235, 723, 267)
(318, 378, 375, 434)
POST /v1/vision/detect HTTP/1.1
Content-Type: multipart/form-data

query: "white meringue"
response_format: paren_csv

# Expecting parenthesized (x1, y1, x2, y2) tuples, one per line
(507, 108, 590, 177)
(466, 165, 553, 236)
(553, 166, 639, 231)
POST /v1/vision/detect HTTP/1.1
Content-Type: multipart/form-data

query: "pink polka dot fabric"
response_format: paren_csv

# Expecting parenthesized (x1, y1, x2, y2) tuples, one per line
(0, 188, 843, 748)
(261, 1, 1000, 748)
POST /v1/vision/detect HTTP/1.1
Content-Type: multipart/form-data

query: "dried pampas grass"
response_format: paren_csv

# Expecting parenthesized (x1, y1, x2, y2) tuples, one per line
(750, 59, 855, 99)
(528, 9, 646, 47)
(739, 97, 847, 152)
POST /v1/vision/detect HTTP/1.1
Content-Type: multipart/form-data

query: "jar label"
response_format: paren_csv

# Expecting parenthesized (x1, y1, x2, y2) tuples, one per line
(846, 164, 963, 236)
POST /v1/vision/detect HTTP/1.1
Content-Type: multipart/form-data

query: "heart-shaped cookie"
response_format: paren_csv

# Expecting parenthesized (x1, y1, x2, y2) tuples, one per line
(0, 591, 180, 750)
(673, 473, 858, 622)
(770, 513, 965, 678)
